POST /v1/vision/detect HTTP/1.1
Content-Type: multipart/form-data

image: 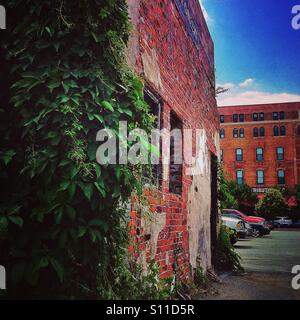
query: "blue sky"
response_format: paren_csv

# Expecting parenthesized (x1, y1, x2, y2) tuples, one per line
(200, 0, 300, 106)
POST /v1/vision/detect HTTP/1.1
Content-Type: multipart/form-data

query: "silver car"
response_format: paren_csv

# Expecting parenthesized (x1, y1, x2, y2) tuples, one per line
(221, 216, 248, 239)
(273, 216, 293, 228)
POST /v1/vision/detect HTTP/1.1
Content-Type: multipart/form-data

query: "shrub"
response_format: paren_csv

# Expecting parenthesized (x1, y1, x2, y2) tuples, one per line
(215, 225, 244, 273)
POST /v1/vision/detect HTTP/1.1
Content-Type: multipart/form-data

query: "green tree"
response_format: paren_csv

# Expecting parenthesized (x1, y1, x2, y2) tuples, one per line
(228, 181, 258, 214)
(218, 167, 238, 210)
(256, 189, 289, 220)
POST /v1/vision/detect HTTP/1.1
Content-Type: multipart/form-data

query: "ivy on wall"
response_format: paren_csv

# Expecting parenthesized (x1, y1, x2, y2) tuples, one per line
(0, 0, 155, 298)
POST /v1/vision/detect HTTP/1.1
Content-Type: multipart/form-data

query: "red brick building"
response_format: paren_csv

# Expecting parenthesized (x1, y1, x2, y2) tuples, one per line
(127, 0, 220, 280)
(219, 102, 300, 197)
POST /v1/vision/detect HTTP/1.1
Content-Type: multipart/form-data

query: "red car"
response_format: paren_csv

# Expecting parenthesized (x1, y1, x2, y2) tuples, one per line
(222, 209, 264, 223)
(222, 209, 271, 236)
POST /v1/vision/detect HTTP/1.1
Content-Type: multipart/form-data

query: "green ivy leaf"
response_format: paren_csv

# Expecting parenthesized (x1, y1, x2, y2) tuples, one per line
(88, 229, 97, 242)
(0, 150, 16, 165)
(8, 215, 24, 227)
(70, 165, 80, 179)
(101, 100, 114, 112)
(94, 181, 106, 197)
(79, 183, 93, 201)
(50, 258, 64, 283)
(60, 180, 71, 191)
(78, 226, 87, 238)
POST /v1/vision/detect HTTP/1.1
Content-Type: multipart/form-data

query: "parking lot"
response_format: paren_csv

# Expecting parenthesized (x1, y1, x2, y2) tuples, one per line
(235, 229, 300, 273)
(204, 230, 300, 300)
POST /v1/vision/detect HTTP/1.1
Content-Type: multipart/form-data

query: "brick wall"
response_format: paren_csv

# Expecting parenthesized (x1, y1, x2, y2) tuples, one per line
(127, 0, 219, 281)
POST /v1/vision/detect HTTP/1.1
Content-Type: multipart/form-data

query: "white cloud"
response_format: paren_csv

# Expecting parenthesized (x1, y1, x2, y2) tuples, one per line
(217, 82, 236, 90)
(217, 90, 300, 106)
(239, 78, 254, 88)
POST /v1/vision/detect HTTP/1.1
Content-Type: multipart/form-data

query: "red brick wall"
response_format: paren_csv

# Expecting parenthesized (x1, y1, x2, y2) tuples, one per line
(127, 0, 219, 281)
(219, 102, 300, 195)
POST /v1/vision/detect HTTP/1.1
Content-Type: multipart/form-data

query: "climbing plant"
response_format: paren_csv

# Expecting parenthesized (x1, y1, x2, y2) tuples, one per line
(0, 0, 155, 298)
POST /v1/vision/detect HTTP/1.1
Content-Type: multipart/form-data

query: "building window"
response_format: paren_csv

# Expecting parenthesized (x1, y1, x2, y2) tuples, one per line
(236, 148, 243, 161)
(253, 127, 259, 137)
(256, 170, 264, 185)
(274, 126, 279, 136)
(280, 126, 286, 136)
(276, 147, 284, 161)
(233, 114, 238, 122)
(220, 129, 225, 139)
(233, 128, 238, 138)
(236, 170, 244, 185)
(256, 148, 264, 161)
(259, 127, 265, 137)
(220, 149, 223, 162)
(279, 111, 285, 120)
(144, 89, 163, 187)
(253, 113, 258, 121)
(239, 114, 245, 122)
(239, 128, 245, 138)
(259, 112, 265, 121)
(169, 111, 182, 195)
(220, 115, 225, 123)
(297, 125, 300, 136)
(277, 170, 285, 185)
(273, 112, 278, 120)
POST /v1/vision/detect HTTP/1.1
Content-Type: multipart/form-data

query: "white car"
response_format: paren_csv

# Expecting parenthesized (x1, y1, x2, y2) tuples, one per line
(273, 217, 293, 228)
(221, 216, 247, 239)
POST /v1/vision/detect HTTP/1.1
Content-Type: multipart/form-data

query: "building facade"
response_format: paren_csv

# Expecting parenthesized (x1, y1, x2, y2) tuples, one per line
(219, 102, 300, 197)
(127, 0, 220, 281)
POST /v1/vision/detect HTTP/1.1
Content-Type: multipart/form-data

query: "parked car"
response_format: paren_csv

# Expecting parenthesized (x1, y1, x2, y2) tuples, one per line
(221, 216, 248, 240)
(266, 221, 274, 230)
(272, 217, 293, 228)
(223, 213, 259, 238)
(222, 209, 271, 236)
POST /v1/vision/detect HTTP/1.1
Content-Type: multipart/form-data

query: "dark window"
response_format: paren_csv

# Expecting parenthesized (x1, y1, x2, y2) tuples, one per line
(253, 113, 258, 121)
(236, 148, 243, 161)
(297, 125, 300, 136)
(260, 127, 265, 137)
(239, 128, 245, 138)
(273, 112, 278, 120)
(256, 170, 264, 185)
(278, 170, 285, 185)
(259, 112, 265, 121)
(220, 115, 225, 123)
(169, 111, 182, 195)
(279, 111, 285, 120)
(233, 128, 238, 138)
(236, 170, 244, 185)
(220, 149, 223, 162)
(274, 126, 279, 136)
(233, 114, 238, 122)
(276, 147, 284, 161)
(253, 127, 259, 137)
(144, 89, 163, 187)
(256, 148, 264, 161)
(220, 129, 225, 139)
(280, 126, 286, 136)
(239, 114, 245, 122)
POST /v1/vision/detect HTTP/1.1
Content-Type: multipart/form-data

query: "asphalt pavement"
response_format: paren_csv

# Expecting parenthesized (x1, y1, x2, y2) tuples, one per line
(201, 230, 300, 300)
(235, 229, 300, 273)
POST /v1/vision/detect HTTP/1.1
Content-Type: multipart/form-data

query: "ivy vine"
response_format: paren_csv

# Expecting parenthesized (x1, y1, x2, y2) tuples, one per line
(0, 0, 155, 298)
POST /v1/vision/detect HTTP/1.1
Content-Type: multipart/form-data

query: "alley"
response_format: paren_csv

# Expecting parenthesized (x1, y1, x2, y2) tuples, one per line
(204, 230, 300, 300)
